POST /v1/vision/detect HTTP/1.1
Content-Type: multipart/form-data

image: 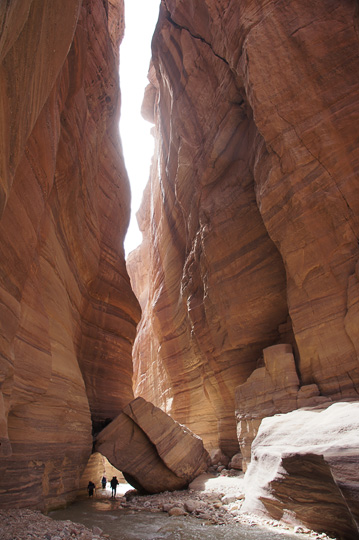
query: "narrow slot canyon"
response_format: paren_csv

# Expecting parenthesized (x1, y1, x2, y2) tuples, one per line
(0, 1, 359, 540)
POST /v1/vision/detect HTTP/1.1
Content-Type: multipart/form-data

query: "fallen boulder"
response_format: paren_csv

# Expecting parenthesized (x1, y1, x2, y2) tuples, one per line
(94, 397, 209, 493)
(242, 401, 359, 539)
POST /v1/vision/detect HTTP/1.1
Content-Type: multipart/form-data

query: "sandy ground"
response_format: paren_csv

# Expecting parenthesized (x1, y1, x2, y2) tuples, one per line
(0, 473, 336, 540)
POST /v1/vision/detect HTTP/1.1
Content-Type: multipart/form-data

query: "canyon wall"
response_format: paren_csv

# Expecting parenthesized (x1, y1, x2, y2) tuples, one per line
(0, 0, 140, 510)
(128, 0, 359, 458)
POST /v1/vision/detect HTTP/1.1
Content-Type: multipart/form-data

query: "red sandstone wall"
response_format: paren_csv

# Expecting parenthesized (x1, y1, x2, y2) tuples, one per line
(129, 0, 359, 455)
(0, 0, 140, 510)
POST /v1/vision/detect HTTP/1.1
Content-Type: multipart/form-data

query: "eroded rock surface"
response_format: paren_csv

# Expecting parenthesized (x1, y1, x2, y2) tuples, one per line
(0, 0, 140, 510)
(128, 0, 289, 457)
(95, 397, 209, 493)
(235, 344, 331, 469)
(261, 454, 358, 540)
(128, 0, 359, 463)
(242, 402, 359, 538)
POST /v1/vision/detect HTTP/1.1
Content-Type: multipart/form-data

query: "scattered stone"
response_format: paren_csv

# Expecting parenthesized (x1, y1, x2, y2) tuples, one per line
(210, 448, 230, 468)
(0, 510, 106, 540)
(0, 476, 337, 540)
(168, 506, 186, 516)
(205, 492, 222, 502)
(221, 494, 237, 504)
(184, 500, 201, 513)
(229, 453, 243, 470)
(162, 503, 174, 512)
(197, 512, 212, 521)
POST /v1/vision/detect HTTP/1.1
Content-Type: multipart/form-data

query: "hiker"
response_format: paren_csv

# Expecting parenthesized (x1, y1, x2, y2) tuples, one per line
(101, 476, 107, 489)
(87, 480, 96, 498)
(110, 476, 119, 498)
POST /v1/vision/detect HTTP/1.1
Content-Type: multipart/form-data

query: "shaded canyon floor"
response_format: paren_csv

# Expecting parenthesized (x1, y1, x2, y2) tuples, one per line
(0, 474, 336, 540)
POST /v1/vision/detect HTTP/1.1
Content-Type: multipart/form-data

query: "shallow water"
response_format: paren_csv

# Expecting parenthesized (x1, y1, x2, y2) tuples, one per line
(50, 487, 308, 540)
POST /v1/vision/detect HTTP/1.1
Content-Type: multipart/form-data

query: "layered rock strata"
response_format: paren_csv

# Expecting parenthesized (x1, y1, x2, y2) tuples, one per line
(95, 397, 209, 493)
(0, 0, 140, 510)
(128, 0, 289, 457)
(129, 0, 359, 459)
(242, 402, 359, 538)
(235, 344, 331, 469)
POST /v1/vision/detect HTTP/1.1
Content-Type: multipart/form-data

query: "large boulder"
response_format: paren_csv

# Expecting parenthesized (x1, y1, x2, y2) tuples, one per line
(95, 397, 209, 493)
(242, 401, 359, 538)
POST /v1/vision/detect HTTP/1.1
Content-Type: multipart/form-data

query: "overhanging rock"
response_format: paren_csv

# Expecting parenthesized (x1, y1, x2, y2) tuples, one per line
(94, 397, 210, 493)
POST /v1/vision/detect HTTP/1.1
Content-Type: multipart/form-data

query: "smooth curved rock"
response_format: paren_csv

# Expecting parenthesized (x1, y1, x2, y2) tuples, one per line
(0, 0, 140, 510)
(261, 454, 358, 540)
(128, 0, 289, 457)
(95, 397, 209, 493)
(242, 402, 359, 537)
(129, 0, 359, 461)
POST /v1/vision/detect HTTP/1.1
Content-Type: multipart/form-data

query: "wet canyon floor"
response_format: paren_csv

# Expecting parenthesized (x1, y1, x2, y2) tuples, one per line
(49, 480, 332, 540)
(50, 498, 310, 540)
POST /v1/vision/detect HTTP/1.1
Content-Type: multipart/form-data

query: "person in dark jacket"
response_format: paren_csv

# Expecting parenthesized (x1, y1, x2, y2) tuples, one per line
(87, 481, 96, 498)
(110, 476, 119, 498)
(101, 476, 107, 489)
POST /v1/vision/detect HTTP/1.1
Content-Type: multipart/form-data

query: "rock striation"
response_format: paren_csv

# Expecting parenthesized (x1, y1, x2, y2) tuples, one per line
(2, 0, 359, 532)
(95, 397, 209, 493)
(128, 0, 359, 461)
(242, 402, 359, 538)
(128, 1, 289, 457)
(127, 2, 359, 534)
(235, 344, 331, 469)
(0, 0, 140, 510)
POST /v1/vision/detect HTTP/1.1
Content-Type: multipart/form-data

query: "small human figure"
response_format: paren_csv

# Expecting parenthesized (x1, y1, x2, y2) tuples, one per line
(110, 476, 119, 498)
(101, 476, 107, 490)
(87, 480, 96, 498)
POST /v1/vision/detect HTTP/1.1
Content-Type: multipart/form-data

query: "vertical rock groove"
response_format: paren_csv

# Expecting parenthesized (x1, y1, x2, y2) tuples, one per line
(0, 0, 140, 510)
(128, 0, 359, 455)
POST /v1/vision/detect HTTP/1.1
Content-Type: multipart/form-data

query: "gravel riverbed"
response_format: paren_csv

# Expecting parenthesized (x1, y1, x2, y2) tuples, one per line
(0, 473, 336, 540)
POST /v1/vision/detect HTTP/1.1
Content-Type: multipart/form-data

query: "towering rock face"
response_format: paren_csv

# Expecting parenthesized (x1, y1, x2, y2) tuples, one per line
(0, 0, 140, 510)
(128, 0, 359, 458)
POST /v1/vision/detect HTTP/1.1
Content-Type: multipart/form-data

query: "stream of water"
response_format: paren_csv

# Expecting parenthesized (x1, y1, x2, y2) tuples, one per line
(49, 486, 309, 540)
